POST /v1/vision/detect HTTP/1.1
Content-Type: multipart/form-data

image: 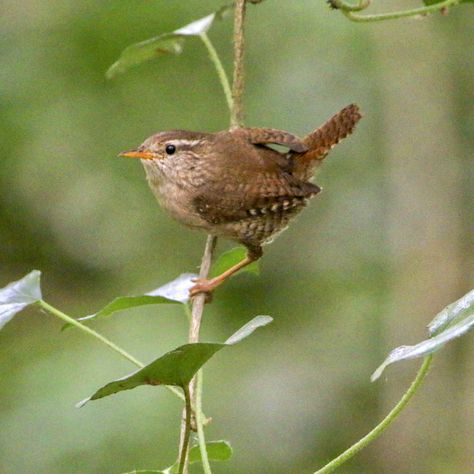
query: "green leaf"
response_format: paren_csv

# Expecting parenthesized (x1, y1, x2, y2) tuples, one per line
(77, 273, 197, 324)
(106, 5, 233, 79)
(0, 270, 42, 330)
(77, 315, 272, 406)
(124, 441, 232, 474)
(188, 440, 233, 463)
(211, 247, 259, 279)
(372, 289, 474, 381)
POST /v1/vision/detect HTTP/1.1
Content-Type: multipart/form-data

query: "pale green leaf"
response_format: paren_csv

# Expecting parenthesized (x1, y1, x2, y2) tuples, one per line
(77, 273, 197, 324)
(106, 6, 233, 79)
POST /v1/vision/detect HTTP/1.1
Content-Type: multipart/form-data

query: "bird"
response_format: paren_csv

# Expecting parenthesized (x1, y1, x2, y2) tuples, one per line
(120, 104, 362, 296)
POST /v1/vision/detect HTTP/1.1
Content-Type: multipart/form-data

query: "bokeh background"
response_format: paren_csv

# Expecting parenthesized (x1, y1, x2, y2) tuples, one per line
(1, 1, 473, 473)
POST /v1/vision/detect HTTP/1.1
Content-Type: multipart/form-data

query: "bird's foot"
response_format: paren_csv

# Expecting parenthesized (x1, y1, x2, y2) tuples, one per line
(189, 277, 222, 300)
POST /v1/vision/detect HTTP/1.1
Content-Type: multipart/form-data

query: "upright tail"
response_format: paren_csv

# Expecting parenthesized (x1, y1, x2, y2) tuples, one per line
(293, 104, 362, 181)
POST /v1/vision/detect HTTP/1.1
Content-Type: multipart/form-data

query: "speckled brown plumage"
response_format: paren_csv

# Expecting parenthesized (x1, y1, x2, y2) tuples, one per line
(121, 104, 362, 295)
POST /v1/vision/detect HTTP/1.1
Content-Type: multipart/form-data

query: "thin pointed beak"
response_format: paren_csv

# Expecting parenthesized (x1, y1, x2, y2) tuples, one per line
(119, 150, 155, 160)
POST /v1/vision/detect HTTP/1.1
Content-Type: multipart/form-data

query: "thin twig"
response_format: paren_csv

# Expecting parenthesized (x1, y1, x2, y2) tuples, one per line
(177, 1, 249, 469)
(231, 0, 247, 128)
(178, 235, 217, 474)
(190, 235, 218, 343)
(178, 384, 192, 474)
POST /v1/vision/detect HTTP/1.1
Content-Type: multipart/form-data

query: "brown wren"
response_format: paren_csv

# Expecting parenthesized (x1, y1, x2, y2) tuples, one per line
(120, 104, 362, 296)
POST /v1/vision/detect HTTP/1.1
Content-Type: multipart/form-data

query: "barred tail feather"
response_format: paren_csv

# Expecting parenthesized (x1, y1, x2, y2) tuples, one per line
(294, 104, 362, 180)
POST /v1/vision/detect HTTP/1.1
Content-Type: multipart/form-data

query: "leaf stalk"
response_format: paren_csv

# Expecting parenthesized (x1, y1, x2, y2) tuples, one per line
(196, 369, 212, 474)
(199, 33, 233, 116)
(314, 355, 433, 474)
(331, 0, 461, 22)
(178, 384, 192, 474)
(37, 299, 185, 402)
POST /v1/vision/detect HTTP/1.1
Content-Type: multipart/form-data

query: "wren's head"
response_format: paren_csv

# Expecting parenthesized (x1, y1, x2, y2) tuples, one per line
(120, 130, 213, 185)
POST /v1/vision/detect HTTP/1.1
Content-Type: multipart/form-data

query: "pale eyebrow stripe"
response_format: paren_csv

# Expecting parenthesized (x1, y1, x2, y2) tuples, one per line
(166, 139, 203, 148)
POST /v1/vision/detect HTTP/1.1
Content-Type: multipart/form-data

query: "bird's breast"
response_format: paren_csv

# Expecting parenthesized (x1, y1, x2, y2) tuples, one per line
(142, 161, 211, 230)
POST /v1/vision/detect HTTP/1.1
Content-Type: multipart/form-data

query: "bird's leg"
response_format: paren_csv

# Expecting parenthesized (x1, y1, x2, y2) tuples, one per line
(190, 245, 262, 297)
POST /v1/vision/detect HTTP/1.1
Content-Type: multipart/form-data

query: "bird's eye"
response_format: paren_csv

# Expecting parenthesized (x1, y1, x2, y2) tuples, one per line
(165, 144, 176, 155)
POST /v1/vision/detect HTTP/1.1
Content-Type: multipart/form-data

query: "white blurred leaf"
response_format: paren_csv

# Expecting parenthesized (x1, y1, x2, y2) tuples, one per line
(372, 289, 474, 381)
(0, 271, 42, 330)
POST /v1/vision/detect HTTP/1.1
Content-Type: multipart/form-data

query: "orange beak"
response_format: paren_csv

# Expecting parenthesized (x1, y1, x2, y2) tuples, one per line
(119, 150, 155, 160)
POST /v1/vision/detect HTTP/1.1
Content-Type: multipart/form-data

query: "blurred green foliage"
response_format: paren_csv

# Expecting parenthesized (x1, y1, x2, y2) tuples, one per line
(0, 1, 473, 473)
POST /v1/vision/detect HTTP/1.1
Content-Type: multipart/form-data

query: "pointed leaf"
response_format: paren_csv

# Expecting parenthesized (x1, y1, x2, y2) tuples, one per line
(428, 289, 474, 336)
(106, 6, 233, 79)
(225, 315, 273, 345)
(78, 316, 272, 406)
(211, 247, 259, 279)
(0, 270, 42, 330)
(173, 14, 216, 36)
(77, 273, 197, 324)
(372, 289, 474, 381)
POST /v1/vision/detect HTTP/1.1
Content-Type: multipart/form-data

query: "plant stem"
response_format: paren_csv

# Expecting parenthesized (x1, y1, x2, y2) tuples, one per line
(231, 0, 247, 128)
(333, 0, 460, 22)
(330, 0, 370, 12)
(178, 1, 250, 469)
(314, 355, 433, 474)
(196, 369, 212, 474)
(37, 299, 185, 402)
(178, 384, 192, 474)
(190, 235, 217, 343)
(178, 235, 217, 474)
(200, 32, 233, 116)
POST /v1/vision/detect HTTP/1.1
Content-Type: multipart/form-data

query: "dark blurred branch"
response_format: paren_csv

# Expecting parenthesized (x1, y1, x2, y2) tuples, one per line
(231, 0, 247, 127)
